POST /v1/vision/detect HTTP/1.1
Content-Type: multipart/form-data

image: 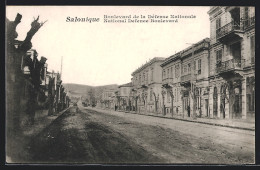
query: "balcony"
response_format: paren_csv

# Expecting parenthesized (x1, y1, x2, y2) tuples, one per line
(216, 21, 244, 43)
(181, 74, 191, 82)
(243, 16, 255, 30)
(216, 59, 243, 78)
(162, 78, 173, 88)
(141, 81, 148, 88)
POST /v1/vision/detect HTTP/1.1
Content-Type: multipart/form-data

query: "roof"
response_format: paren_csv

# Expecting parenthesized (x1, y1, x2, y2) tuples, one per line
(161, 38, 210, 67)
(160, 52, 181, 67)
(131, 57, 165, 76)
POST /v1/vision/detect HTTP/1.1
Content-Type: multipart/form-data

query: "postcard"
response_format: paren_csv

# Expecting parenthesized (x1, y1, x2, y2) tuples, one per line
(5, 6, 255, 164)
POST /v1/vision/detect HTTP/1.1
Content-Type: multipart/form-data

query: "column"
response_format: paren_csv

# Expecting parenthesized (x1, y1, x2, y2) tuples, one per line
(217, 85, 221, 118)
(241, 77, 247, 119)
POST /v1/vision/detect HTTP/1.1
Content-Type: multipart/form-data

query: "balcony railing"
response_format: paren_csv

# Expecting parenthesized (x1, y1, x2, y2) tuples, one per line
(243, 16, 255, 30)
(216, 59, 242, 74)
(141, 81, 148, 88)
(216, 21, 243, 40)
(181, 73, 191, 82)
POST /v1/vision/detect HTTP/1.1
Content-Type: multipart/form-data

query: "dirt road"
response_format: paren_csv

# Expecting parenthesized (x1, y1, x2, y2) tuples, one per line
(22, 105, 254, 164)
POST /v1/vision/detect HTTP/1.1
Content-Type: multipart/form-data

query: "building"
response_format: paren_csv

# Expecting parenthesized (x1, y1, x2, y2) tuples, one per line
(100, 89, 116, 109)
(131, 57, 165, 114)
(117, 82, 133, 111)
(207, 6, 255, 119)
(161, 38, 210, 118)
(160, 52, 182, 116)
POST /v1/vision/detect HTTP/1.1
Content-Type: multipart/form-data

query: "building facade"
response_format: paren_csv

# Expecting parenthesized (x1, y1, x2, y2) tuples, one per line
(207, 6, 255, 119)
(95, 6, 255, 122)
(161, 38, 210, 118)
(131, 57, 165, 114)
(99, 89, 116, 109)
(117, 82, 133, 111)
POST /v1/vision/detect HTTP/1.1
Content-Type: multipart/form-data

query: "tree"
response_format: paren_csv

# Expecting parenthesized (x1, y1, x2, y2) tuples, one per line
(153, 92, 159, 113)
(6, 13, 47, 128)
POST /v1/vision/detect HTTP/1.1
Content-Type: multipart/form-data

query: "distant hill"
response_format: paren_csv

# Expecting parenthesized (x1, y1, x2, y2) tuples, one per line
(63, 83, 118, 98)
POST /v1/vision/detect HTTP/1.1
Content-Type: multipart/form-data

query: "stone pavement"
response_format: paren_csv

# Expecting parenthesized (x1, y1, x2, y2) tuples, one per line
(89, 107, 255, 131)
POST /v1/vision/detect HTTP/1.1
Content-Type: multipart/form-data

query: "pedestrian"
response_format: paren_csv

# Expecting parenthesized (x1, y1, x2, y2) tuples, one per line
(187, 105, 190, 117)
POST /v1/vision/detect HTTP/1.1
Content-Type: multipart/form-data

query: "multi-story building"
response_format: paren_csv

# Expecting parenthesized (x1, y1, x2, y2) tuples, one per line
(207, 6, 255, 119)
(161, 52, 183, 116)
(180, 38, 210, 118)
(161, 38, 210, 117)
(131, 57, 165, 114)
(100, 89, 116, 109)
(117, 82, 132, 111)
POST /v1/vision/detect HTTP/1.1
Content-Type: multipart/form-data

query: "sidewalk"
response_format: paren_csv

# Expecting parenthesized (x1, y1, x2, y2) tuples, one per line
(22, 107, 71, 136)
(91, 107, 255, 131)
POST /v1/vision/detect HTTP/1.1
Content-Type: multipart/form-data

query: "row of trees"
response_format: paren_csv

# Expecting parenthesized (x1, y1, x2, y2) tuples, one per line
(6, 13, 70, 136)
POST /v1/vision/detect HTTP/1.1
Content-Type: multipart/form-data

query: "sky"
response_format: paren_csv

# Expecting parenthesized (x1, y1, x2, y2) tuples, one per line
(6, 6, 210, 86)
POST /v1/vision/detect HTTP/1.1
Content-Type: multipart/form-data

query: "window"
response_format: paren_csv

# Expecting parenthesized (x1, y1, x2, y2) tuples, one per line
(146, 71, 148, 83)
(183, 65, 187, 74)
(216, 49, 223, 67)
(216, 18, 221, 37)
(198, 59, 201, 70)
(163, 69, 166, 79)
(250, 35, 255, 63)
(151, 68, 153, 81)
(167, 91, 170, 103)
(198, 59, 201, 75)
(175, 89, 177, 102)
(167, 68, 169, 78)
(150, 89, 153, 101)
(194, 60, 196, 70)
(170, 67, 173, 78)
(188, 63, 191, 73)
(245, 7, 249, 26)
(177, 88, 179, 102)
(216, 18, 221, 30)
(172, 67, 174, 78)
(196, 88, 201, 109)
(175, 65, 179, 78)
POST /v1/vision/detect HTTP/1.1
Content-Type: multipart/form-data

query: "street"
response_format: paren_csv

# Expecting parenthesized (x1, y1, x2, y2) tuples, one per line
(23, 103, 254, 164)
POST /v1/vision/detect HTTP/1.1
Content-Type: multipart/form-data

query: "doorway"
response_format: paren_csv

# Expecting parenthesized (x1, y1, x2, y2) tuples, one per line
(213, 87, 218, 118)
(205, 99, 209, 117)
(230, 42, 241, 66)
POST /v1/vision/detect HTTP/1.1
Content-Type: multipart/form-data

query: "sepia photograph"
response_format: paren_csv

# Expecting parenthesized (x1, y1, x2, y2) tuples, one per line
(5, 5, 255, 164)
